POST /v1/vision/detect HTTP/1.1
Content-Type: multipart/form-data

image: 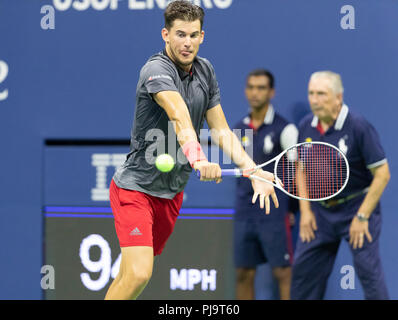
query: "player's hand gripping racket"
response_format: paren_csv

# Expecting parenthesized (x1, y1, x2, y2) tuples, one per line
(197, 141, 349, 201)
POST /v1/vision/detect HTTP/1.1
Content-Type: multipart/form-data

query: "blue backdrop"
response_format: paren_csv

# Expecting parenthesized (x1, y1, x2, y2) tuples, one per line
(0, 0, 397, 299)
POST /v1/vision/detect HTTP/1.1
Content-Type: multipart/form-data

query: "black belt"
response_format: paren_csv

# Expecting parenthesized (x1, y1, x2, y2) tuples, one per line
(319, 188, 369, 209)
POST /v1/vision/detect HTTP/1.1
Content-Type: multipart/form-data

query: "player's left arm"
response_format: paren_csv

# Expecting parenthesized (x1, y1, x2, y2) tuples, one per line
(205, 104, 279, 214)
(349, 162, 391, 249)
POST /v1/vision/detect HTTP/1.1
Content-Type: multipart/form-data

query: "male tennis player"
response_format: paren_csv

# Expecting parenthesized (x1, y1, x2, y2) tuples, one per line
(233, 69, 298, 300)
(104, 1, 278, 300)
(291, 71, 390, 299)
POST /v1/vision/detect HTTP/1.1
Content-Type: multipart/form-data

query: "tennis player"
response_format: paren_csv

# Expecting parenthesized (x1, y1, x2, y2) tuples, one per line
(291, 71, 390, 299)
(104, 1, 278, 300)
(233, 69, 298, 300)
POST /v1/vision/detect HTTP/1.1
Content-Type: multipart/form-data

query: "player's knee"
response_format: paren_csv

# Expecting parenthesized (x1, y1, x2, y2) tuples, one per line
(236, 268, 255, 284)
(132, 267, 153, 286)
(120, 267, 153, 291)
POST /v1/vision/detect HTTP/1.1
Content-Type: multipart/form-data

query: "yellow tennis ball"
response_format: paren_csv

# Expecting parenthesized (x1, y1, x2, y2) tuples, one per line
(155, 154, 175, 172)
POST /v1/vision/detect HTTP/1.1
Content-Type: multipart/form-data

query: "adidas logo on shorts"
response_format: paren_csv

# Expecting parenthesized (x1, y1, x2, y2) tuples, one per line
(130, 227, 142, 236)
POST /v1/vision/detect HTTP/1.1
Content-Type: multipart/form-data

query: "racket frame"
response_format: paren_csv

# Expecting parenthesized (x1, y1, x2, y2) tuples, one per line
(242, 141, 350, 201)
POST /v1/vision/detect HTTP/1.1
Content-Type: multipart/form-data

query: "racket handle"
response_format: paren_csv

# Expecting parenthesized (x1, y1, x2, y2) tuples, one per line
(196, 168, 242, 178)
(222, 169, 242, 176)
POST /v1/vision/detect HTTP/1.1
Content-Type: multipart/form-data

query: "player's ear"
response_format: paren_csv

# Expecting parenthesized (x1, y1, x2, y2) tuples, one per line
(161, 28, 170, 44)
(200, 30, 205, 44)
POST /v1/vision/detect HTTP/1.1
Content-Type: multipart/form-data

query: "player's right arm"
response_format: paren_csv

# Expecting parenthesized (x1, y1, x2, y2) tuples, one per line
(153, 90, 222, 182)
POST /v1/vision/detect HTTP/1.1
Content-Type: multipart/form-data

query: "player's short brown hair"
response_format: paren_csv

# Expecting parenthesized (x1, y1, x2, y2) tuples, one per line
(164, 1, 205, 30)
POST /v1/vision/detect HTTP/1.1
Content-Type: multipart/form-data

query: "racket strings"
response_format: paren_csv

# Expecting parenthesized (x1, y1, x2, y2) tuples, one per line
(276, 143, 348, 200)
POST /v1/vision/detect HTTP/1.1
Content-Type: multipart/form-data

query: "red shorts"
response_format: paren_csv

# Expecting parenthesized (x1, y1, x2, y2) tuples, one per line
(109, 179, 183, 256)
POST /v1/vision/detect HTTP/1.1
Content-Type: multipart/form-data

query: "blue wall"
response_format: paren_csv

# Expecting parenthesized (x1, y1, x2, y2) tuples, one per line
(1, 0, 397, 299)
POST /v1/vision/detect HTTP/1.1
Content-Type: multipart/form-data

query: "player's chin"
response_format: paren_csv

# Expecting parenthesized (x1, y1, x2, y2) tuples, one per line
(179, 53, 195, 64)
(179, 58, 194, 66)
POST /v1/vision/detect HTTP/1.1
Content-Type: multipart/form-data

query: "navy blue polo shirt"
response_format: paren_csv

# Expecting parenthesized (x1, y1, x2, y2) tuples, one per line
(298, 104, 387, 211)
(234, 105, 298, 219)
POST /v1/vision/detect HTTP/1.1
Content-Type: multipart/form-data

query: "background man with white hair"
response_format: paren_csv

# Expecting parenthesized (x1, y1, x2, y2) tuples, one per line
(291, 71, 391, 299)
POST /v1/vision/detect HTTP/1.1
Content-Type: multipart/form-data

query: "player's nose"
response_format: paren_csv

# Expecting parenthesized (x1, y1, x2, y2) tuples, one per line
(183, 37, 192, 47)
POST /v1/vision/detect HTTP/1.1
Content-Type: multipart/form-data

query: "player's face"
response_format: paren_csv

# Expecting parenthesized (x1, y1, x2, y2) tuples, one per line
(308, 77, 343, 122)
(162, 19, 204, 72)
(245, 76, 275, 110)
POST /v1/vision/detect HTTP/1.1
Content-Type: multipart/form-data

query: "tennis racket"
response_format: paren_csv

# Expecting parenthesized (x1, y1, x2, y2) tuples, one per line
(197, 141, 349, 201)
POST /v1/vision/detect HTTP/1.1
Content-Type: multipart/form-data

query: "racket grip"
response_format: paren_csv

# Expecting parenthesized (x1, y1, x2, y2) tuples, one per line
(196, 168, 242, 178)
(221, 169, 242, 176)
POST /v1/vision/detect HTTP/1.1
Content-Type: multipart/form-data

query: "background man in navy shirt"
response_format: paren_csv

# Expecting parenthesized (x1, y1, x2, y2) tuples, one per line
(291, 71, 391, 299)
(234, 69, 298, 300)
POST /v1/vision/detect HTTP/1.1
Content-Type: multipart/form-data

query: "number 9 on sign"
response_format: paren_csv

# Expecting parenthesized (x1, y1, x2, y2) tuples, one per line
(79, 234, 120, 291)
